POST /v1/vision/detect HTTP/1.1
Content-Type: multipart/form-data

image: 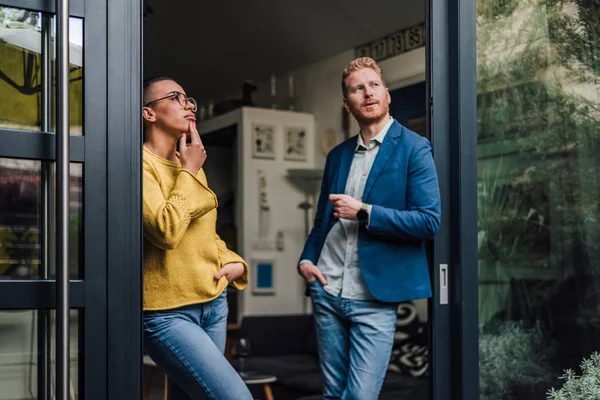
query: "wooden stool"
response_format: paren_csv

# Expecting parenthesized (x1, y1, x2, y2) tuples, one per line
(241, 372, 277, 400)
(143, 355, 167, 400)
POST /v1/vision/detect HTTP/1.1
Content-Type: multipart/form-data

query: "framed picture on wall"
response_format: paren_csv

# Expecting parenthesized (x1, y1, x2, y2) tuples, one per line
(284, 126, 307, 161)
(252, 258, 275, 295)
(252, 123, 276, 159)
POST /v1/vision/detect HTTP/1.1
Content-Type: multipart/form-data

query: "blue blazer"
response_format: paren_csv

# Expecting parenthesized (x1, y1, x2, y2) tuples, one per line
(299, 121, 441, 303)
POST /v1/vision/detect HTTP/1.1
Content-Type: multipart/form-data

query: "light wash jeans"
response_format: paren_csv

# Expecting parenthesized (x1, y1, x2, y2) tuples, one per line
(143, 289, 252, 400)
(309, 281, 398, 400)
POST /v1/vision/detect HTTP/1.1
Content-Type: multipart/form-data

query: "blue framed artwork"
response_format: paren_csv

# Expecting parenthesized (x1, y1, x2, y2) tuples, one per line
(252, 259, 275, 295)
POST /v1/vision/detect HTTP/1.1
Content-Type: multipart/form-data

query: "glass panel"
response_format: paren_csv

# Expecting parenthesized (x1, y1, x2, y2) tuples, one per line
(0, 7, 84, 134)
(0, 7, 42, 131)
(52, 16, 84, 135)
(0, 158, 83, 279)
(0, 310, 80, 399)
(477, 0, 600, 399)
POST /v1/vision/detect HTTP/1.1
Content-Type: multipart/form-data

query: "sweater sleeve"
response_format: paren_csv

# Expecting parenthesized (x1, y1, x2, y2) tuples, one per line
(143, 159, 218, 250)
(216, 235, 248, 290)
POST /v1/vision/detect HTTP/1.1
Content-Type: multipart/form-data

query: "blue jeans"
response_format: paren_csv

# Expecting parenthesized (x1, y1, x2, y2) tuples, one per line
(143, 289, 252, 400)
(309, 281, 398, 400)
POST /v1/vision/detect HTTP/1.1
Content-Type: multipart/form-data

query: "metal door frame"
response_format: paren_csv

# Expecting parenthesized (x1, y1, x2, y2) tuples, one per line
(0, 0, 143, 398)
(428, 0, 479, 398)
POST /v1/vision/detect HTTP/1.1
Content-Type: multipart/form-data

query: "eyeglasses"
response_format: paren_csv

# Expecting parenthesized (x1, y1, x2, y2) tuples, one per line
(144, 91, 197, 112)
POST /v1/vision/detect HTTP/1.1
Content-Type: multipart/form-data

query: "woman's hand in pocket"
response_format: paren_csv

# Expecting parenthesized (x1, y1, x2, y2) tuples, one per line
(215, 263, 245, 283)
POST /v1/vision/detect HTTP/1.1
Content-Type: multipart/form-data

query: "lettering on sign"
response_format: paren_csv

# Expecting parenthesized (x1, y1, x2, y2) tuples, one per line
(355, 23, 425, 62)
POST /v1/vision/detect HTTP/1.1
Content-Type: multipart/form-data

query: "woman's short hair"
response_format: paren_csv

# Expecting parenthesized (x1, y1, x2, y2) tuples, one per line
(143, 76, 175, 106)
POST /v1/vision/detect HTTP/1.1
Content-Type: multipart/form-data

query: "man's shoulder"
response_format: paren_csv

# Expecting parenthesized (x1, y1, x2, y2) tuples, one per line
(390, 122, 430, 152)
(326, 135, 357, 159)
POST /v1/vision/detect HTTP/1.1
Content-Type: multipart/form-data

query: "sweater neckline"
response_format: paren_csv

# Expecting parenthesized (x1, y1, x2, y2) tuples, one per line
(143, 147, 181, 168)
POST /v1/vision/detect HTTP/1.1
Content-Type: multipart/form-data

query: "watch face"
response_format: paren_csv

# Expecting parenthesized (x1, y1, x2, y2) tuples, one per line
(357, 209, 368, 222)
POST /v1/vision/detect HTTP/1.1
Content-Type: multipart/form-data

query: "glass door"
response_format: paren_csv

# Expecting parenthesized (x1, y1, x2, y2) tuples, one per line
(476, 0, 600, 398)
(0, 2, 88, 398)
(0, 0, 143, 399)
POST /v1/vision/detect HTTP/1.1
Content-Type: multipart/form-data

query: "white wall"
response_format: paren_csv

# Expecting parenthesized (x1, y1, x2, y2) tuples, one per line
(251, 47, 426, 169)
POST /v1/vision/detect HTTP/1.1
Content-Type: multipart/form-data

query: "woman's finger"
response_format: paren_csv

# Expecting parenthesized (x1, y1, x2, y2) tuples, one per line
(189, 120, 201, 144)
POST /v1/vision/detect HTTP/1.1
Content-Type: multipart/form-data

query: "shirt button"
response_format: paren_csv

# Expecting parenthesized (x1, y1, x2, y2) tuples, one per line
(173, 171, 177, 176)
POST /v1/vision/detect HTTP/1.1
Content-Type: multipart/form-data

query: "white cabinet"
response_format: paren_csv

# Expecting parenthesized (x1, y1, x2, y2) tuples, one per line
(199, 107, 316, 318)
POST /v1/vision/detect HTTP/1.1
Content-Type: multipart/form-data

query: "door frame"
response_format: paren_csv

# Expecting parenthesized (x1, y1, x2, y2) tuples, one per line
(1, 0, 480, 397)
(428, 0, 479, 398)
(105, 0, 143, 398)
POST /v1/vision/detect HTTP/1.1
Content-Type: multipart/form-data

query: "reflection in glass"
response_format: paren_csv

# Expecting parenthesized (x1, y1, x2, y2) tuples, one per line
(52, 16, 84, 135)
(477, 0, 600, 398)
(0, 159, 83, 279)
(0, 310, 80, 399)
(0, 7, 42, 131)
(0, 6, 84, 134)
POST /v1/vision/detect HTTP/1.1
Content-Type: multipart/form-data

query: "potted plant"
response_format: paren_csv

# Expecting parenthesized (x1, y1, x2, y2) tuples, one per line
(547, 352, 600, 400)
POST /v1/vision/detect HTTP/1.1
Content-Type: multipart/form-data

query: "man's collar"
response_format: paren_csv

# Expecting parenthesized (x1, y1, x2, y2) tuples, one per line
(356, 117, 394, 151)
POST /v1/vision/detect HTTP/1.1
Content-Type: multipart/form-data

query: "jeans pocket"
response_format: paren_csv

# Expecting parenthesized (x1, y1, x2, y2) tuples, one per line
(143, 311, 175, 338)
(308, 280, 323, 298)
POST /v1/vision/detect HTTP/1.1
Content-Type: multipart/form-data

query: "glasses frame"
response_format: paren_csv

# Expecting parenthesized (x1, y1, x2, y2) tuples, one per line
(144, 91, 197, 112)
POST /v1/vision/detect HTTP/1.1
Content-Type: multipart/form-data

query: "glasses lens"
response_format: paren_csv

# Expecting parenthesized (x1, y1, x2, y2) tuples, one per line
(187, 97, 197, 112)
(175, 92, 186, 108)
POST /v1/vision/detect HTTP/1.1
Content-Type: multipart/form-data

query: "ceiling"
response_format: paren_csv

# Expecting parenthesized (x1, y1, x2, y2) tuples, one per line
(143, 0, 424, 104)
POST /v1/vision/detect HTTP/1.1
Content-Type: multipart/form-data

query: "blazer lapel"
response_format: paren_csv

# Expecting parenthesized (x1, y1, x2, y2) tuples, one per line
(362, 121, 403, 201)
(335, 138, 356, 195)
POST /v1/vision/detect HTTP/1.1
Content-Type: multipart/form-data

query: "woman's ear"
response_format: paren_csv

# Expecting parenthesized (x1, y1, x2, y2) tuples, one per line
(142, 107, 156, 123)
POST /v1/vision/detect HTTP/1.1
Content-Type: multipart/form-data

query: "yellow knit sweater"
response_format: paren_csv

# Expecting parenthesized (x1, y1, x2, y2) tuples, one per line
(142, 148, 248, 311)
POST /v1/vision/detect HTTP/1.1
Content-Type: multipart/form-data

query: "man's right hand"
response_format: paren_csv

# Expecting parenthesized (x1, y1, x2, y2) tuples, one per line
(299, 263, 328, 285)
(179, 121, 207, 175)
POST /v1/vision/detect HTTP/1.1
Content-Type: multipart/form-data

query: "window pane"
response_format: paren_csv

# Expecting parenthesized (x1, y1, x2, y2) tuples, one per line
(0, 7, 84, 134)
(477, 0, 600, 398)
(0, 159, 83, 280)
(0, 7, 42, 131)
(0, 310, 80, 399)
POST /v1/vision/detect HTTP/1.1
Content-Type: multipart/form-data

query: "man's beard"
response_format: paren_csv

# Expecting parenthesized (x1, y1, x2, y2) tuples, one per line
(349, 100, 389, 125)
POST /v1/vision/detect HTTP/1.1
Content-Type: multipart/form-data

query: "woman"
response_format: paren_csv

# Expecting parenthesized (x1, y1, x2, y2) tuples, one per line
(141, 76, 252, 400)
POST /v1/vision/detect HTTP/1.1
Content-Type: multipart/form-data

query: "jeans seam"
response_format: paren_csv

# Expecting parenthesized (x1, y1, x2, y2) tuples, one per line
(153, 325, 217, 400)
(199, 303, 206, 326)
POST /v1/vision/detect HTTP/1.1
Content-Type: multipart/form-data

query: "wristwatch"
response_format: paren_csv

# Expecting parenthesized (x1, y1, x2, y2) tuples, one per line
(356, 203, 370, 224)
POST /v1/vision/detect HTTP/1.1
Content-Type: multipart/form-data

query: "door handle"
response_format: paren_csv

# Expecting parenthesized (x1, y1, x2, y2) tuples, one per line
(56, 0, 71, 398)
(440, 264, 448, 305)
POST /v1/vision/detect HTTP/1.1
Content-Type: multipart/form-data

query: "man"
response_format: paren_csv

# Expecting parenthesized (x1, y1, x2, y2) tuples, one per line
(298, 57, 440, 399)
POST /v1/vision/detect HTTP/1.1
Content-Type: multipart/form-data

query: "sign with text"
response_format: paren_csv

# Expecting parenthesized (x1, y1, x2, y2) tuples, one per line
(355, 23, 426, 62)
